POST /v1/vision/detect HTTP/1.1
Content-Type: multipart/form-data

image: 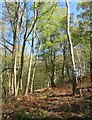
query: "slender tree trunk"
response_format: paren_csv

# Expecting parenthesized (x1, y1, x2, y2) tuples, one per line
(15, 39, 21, 95)
(54, 66, 57, 83)
(12, 23, 18, 97)
(8, 72, 11, 96)
(18, 41, 25, 94)
(0, 74, 2, 114)
(90, 2, 92, 82)
(30, 40, 42, 93)
(76, 49, 82, 77)
(3, 31, 9, 96)
(30, 1, 38, 94)
(44, 57, 50, 87)
(17, 38, 22, 94)
(90, 40, 92, 82)
(50, 51, 56, 88)
(13, 34, 17, 96)
(65, 0, 77, 95)
(11, 73, 14, 95)
(76, 48, 82, 97)
(12, 3, 20, 96)
(1, 74, 7, 97)
(65, 59, 71, 81)
(62, 42, 67, 82)
(66, 66, 71, 81)
(30, 66, 35, 94)
(25, 41, 34, 95)
(18, 34, 27, 94)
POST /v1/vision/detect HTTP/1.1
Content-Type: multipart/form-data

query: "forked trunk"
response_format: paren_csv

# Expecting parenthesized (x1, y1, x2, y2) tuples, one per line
(25, 1, 37, 95)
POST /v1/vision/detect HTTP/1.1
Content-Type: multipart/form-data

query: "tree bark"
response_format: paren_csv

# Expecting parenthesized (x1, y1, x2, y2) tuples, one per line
(1, 73, 7, 97)
(62, 42, 67, 82)
(12, 32, 17, 96)
(76, 48, 82, 97)
(50, 50, 56, 88)
(65, 0, 77, 95)
(8, 72, 11, 96)
(90, 2, 92, 82)
(25, 38, 34, 95)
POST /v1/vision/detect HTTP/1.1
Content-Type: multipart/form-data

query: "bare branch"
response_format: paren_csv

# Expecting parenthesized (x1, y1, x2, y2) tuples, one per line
(0, 43, 13, 53)
(0, 36, 13, 46)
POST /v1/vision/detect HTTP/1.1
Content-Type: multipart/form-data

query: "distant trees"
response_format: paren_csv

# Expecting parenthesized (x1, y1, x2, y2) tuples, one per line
(77, 2, 92, 82)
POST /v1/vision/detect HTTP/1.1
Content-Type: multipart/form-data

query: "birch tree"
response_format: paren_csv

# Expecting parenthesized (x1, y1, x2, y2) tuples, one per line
(65, 0, 77, 95)
(4, 2, 27, 96)
(4, 2, 18, 96)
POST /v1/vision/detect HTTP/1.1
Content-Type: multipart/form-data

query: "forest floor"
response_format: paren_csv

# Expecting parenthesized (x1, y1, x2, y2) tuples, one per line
(2, 77, 92, 120)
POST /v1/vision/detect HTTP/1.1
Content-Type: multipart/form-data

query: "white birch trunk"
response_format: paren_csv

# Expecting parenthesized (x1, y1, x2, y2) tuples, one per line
(14, 51, 17, 96)
(65, 0, 76, 95)
(8, 72, 11, 96)
(25, 49, 33, 95)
